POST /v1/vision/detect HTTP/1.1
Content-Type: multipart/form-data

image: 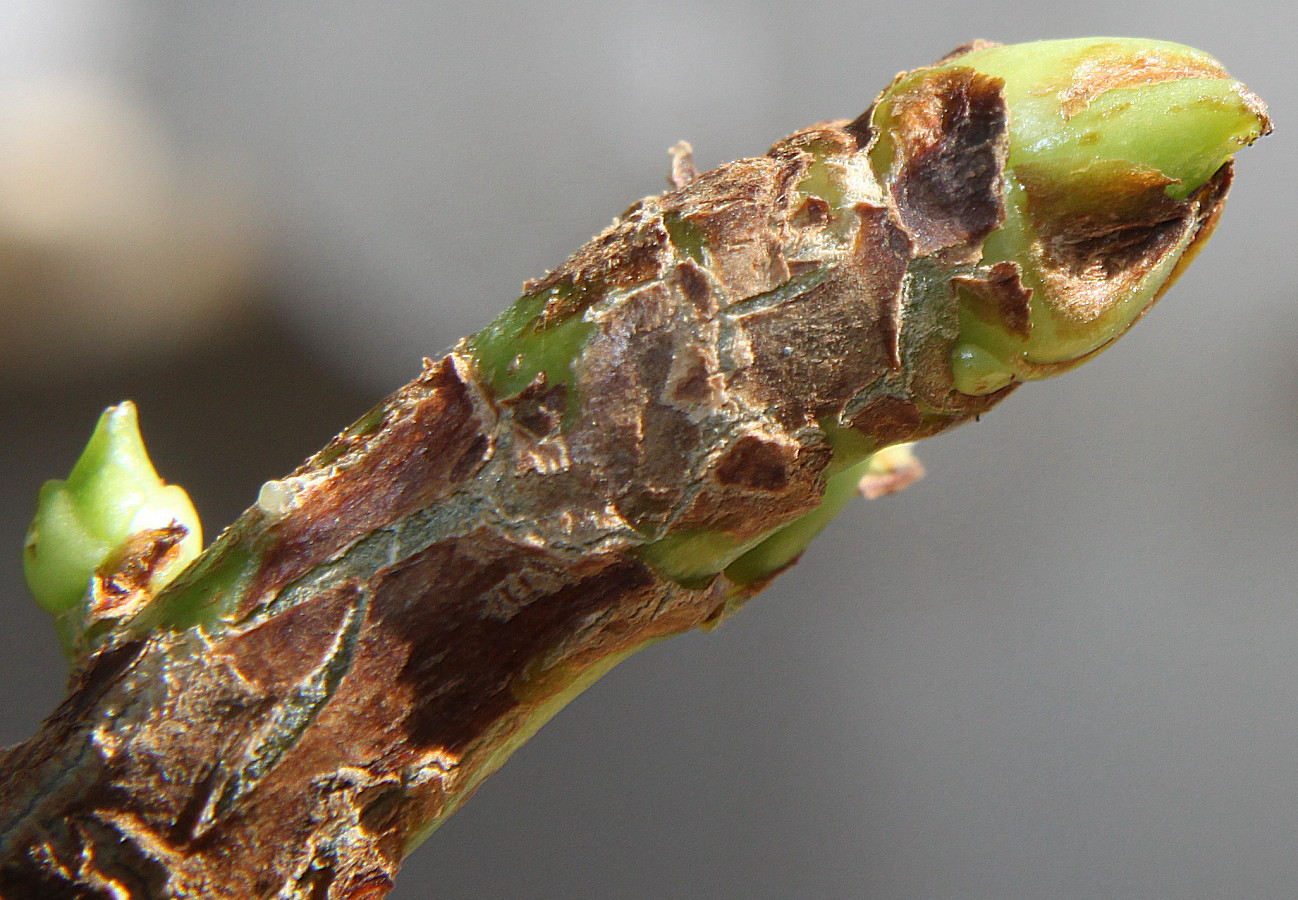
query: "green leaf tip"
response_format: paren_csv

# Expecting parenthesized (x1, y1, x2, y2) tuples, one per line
(872, 38, 1270, 396)
(22, 402, 203, 647)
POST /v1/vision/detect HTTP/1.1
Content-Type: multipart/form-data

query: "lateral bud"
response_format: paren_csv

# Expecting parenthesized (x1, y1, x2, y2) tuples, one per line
(858, 443, 925, 499)
(22, 401, 203, 655)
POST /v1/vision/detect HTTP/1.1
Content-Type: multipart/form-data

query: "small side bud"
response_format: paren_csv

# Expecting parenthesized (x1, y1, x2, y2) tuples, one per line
(22, 402, 202, 652)
(858, 443, 926, 499)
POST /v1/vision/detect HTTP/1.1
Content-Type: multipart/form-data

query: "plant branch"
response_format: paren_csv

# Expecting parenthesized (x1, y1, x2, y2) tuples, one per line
(0, 38, 1268, 899)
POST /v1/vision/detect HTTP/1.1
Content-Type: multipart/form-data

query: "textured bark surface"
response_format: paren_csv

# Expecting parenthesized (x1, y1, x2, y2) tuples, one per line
(0, 48, 1241, 899)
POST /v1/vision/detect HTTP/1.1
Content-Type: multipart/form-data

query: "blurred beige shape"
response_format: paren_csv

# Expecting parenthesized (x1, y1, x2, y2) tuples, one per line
(0, 80, 262, 379)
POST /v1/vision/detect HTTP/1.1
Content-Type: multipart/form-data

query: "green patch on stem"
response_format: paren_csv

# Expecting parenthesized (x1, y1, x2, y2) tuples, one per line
(315, 401, 392, 466)
(636, 527, 757, 588)
(724, 455, 874, 587)
(820, 420, 882, 475)
(798, 154, 847, 212)
(131, 531, 258, 634)
(464, 285, 595, 409)
(663, 211, 708, 264)
(639, 430, 894, 589)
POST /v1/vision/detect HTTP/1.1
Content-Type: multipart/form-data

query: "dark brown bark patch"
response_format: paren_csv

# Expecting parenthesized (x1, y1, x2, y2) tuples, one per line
(1017, 162, 1233, 330)
(1017, 159, 1183, 245)
(220, 583, 358, 693)
(673, 258, 717, 317)
(672, 438, 831, 540)
(791, 195, 832, 228)
(500, 374, 567, 439)
(368, 535, 655, 752)
(356, 785, 405, 837)
(885, 67, 1008, 258)
(664, 343, 722, 409)
(951, 261, 1033, 339)
(714, 435, 797, 492)
(85, 524, 190, 630)
(844, 396, 924, 448)
(841, 112, 874, 152)
(251, 356, 491, 603)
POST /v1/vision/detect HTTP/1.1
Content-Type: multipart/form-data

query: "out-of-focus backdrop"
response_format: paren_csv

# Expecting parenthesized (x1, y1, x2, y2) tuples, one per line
(0, 3, 1294, 897)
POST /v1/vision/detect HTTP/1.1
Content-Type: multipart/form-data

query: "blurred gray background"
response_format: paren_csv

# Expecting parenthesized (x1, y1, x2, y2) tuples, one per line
(0, 2, 1294, 898)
